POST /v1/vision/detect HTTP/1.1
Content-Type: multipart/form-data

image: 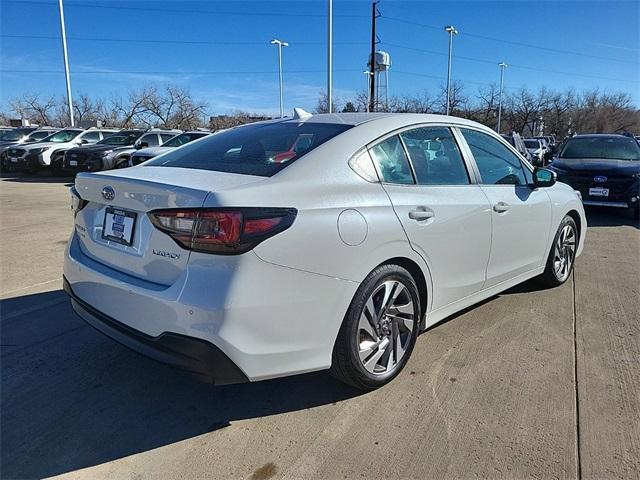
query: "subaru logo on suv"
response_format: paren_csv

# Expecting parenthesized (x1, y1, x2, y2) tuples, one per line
(102, 186, 115, 201)
(594, 176, 607, 183)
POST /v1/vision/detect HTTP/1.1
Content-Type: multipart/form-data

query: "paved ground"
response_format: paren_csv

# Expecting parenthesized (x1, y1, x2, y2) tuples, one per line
(1, 173, 638, 480)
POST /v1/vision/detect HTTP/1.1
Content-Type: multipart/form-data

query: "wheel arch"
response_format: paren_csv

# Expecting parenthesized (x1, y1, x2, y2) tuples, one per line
(566, 209, 582, 241)
(375, 256, 429, 329)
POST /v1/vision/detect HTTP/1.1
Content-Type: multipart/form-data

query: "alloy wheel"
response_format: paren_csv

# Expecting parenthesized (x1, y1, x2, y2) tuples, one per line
(357, 280, 416, 375)
(553, 224, 576, 282)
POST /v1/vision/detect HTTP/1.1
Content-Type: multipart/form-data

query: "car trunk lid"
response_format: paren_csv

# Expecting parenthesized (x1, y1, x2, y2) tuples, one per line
(73, 167, 265, 285)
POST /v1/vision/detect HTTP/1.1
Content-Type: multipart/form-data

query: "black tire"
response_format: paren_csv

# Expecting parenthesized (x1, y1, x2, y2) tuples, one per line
(50, 154, 64, 177)
(539, 215, 578, 288)
(330, 264, 421, 390)
(630, 205, 640, 221)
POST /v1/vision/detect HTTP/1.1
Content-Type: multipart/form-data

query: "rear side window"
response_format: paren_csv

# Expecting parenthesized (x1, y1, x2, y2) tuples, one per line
(461, 128, 527, 185)
(400, 127, 469, 185)
(369, 135, 414, 184)
(160, 134, 175, 143)
(146, 122, 352, 176)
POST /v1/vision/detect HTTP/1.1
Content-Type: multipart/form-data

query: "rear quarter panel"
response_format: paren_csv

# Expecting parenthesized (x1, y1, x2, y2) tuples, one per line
(195, 126, 432, 293)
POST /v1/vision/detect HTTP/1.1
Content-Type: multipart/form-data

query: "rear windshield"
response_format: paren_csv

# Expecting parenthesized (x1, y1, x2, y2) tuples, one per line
(501, 135, 515, 146)
(0, 128, 35, 141)
(145, 122, 353, 176)
(560, 137, 640, 161)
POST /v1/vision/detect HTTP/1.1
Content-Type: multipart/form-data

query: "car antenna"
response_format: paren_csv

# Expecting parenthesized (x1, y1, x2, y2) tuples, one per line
(292, 108, 312, 120)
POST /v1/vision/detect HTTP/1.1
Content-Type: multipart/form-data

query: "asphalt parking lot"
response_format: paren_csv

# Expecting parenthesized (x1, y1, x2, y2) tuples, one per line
(1, 173, 638, 480)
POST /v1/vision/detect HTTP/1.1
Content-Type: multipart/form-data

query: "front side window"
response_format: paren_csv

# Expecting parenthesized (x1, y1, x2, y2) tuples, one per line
(140, 134, 160, 146)
(146, 122, 352, 177)
(461, 128, 527, 185)
(369, 135, 414, 185)
(98, 131, 143, 145)
(160, 134, 175, 143)
(400, 127, 469, 185)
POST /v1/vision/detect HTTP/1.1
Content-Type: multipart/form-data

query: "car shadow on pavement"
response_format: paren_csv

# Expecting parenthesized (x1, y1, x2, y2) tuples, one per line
(0, 290, 363, 479)
(585, 206, 639, 229)
(1, 172, 74, 184)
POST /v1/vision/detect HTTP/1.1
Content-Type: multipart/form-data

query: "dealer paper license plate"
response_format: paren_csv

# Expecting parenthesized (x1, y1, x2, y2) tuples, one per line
(102, 207, 137, 245)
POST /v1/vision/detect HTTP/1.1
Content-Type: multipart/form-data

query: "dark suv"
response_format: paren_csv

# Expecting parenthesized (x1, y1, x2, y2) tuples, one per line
(63, 130, 145, 173)
(549, 134, 640, 218)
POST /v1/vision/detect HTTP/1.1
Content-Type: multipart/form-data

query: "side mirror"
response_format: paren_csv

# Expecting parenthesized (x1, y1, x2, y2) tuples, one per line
(80, 138, 89, 144)
(136, 142, 148, 150)
(533, 167, 556, 188)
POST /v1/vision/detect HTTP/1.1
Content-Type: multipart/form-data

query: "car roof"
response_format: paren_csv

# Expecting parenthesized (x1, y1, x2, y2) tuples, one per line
(266, 112, 493, 131)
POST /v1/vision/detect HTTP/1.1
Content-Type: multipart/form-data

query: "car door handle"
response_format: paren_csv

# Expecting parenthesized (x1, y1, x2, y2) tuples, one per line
(408, 208, 435, 221)
(493, 202, 510, 213)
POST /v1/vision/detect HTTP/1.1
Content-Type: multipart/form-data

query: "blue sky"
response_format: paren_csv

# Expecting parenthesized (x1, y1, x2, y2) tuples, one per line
(1, 0, 638, 116)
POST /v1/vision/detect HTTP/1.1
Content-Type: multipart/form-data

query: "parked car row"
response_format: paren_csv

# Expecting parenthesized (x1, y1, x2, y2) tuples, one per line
(0, 126, 212, 175)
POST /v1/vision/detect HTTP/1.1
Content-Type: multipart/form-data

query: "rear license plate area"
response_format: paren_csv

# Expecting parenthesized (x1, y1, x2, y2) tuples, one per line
(102, 207, 137, 246)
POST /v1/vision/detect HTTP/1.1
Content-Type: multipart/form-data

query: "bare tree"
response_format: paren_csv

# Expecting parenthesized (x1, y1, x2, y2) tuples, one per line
(438, 81, 468, 114)
(314, 92, 344, 114)
(10, 94, 58, 125)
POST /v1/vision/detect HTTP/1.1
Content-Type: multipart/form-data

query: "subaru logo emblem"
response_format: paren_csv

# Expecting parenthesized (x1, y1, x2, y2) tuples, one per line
(101, 186, 115, 201)
(594, 176, 607, 183)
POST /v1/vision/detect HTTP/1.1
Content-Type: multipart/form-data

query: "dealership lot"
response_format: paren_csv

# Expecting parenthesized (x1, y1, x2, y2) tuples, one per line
(1, 174, 638, 479)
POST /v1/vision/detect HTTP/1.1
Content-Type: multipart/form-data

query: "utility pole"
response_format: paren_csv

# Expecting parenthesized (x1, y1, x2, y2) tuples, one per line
(58, 0, 74, 126)
(327, 0, 333, 113)
(368, 1, 379, 112)
(444, 25, 458, 116)
(271, 39, 288, 118)
(497, 62, 507, 133)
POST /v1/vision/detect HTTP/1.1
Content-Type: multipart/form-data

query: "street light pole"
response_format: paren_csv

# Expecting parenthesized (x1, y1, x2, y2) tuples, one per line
(497, 61, 508, 134)
(363, 71, 373, 112)
(271, 39, 288, 118)
(327, 0, 333, 113)
(58, 0, 74, 126)
(444, 25, 458, 116)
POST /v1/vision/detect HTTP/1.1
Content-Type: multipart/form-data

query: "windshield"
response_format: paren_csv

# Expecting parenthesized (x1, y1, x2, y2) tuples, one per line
(560, 137, 640, 161)
(0, 128, 34, 142)
(97, 131, 142, 145)
(45, 129, 83, 143)
(162, 132, 208, 148)
(146, 122, 352, 176)
(524, 140, 540, 149)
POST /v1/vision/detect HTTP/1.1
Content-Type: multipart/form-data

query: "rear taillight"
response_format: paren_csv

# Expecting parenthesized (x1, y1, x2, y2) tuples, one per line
(70, 186, 88, 217)
(148, 207, 297, 255)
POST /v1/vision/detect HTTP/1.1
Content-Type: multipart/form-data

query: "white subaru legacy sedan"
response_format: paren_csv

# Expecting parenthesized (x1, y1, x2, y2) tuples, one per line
(64, 112, 585, 390)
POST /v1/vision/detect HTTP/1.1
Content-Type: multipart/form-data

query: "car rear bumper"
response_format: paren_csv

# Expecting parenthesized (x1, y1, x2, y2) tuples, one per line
(64, 276, 249, 385)
(63, 231, 358, 382)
